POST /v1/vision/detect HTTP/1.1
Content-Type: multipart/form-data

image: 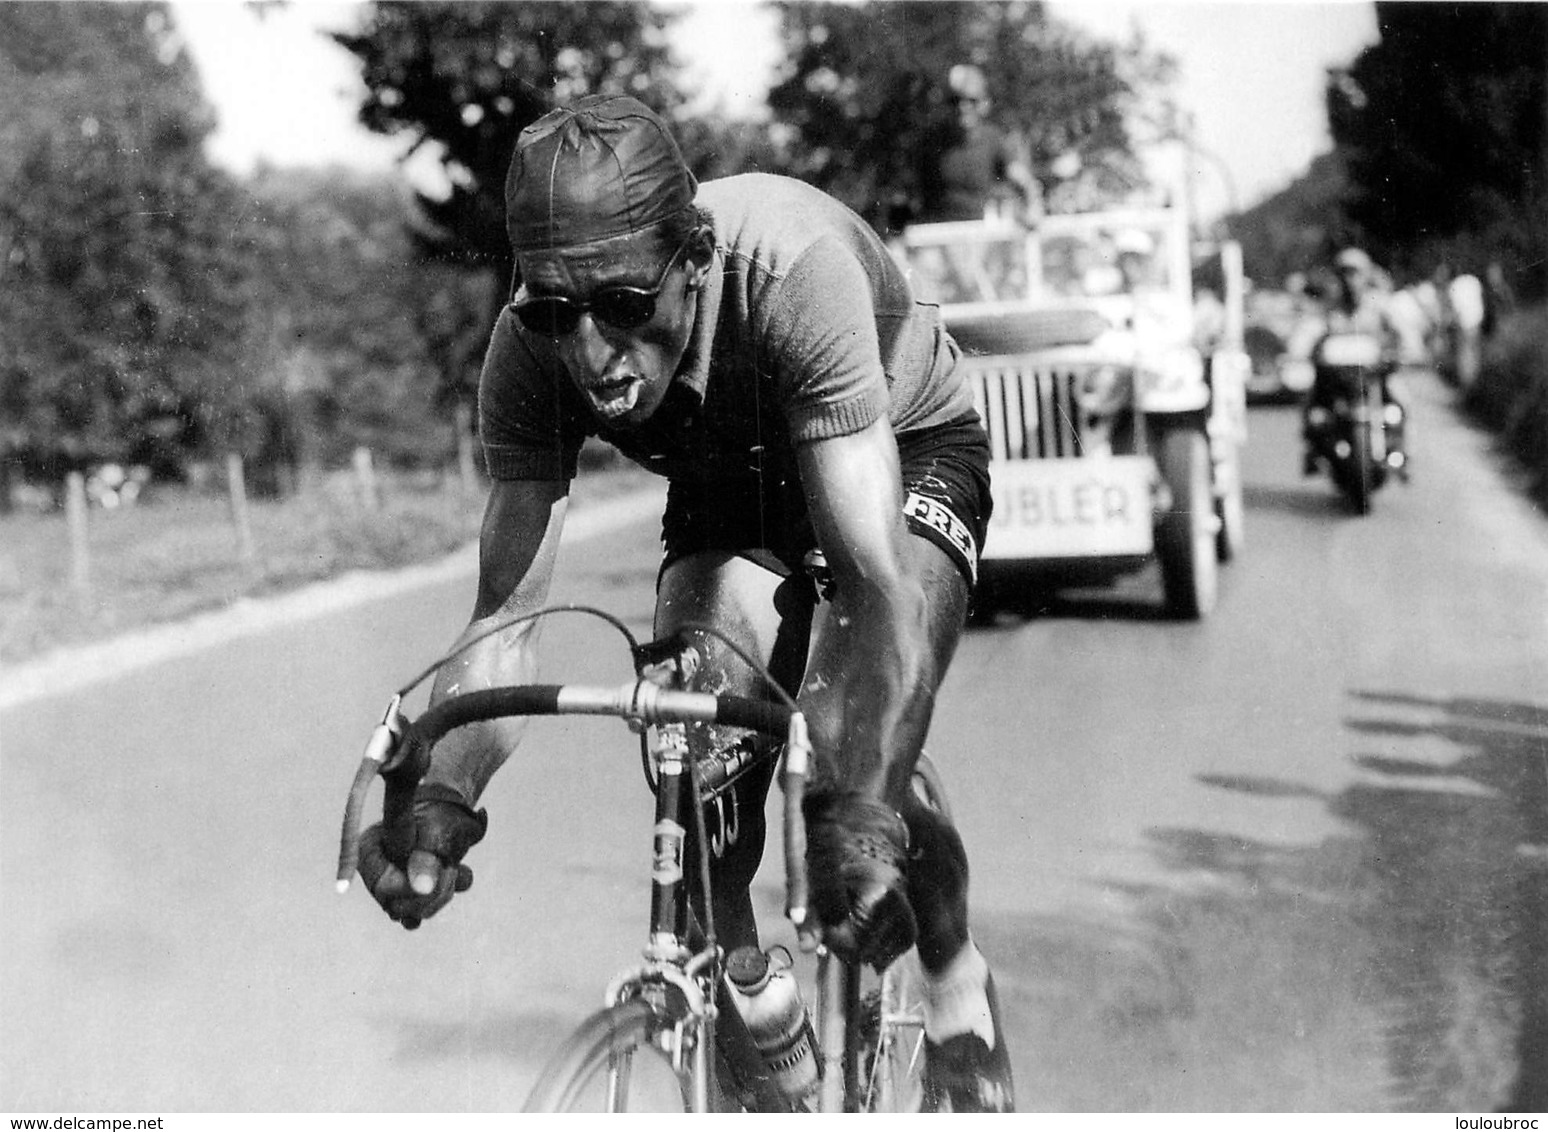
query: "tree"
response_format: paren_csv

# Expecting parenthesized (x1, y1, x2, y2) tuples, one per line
(240, 165, 479, 476)
(332, 1, 689, 280)
(1228, 152, 1355, 287)
(0, 2, 259, 493)
(764, 1, 1171, 231)
(330, 0, 743, 442)
(1327, 1, 1547, 289)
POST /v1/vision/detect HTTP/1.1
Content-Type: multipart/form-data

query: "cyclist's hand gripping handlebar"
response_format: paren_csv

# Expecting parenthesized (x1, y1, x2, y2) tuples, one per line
(338, 676, 817, 937)
(335, 694, 486, 929)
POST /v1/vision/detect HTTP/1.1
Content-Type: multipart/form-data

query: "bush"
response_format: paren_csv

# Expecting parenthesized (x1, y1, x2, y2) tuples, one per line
(1467, 304, 1548, 506)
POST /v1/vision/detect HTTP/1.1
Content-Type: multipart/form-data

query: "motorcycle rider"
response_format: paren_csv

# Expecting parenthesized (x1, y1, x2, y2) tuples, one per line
(1302, 247, 1409, 476)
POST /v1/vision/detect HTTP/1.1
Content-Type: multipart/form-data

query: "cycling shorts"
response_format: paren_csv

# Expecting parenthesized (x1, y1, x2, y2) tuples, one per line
(659, 414, 992, 589)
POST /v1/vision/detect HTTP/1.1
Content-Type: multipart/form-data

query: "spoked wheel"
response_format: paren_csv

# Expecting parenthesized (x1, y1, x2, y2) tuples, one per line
(857, 950, 931, 1112)
(846, 751, 954, 1112)
(523, 999, 702, 1112)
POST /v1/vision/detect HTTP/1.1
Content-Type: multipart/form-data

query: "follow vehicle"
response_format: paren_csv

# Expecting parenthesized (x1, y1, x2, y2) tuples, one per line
(898, 206, 1249, 619)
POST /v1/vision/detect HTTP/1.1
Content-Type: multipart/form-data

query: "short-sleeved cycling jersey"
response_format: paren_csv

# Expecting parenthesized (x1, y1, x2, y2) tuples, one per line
(477, 172, 988, 579)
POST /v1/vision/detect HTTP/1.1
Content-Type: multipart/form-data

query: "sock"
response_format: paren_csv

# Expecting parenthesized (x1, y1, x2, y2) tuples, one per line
(921, 940, 995, 1047)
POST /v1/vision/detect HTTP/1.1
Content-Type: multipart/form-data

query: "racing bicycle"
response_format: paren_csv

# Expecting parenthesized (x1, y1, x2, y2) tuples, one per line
(336, 603, 953, 1112)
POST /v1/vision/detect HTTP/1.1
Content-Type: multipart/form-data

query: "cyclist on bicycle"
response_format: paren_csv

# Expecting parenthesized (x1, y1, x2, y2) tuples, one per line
(354, 94, 1013, 1112)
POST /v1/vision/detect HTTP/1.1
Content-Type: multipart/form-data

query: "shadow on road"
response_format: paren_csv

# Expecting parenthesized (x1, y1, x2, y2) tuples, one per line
(1242, 482, 1348, 521)
(1127, 691, 1548, 1112)
(377, 1006, 577, 1069)
(968, 589, 1175, 627)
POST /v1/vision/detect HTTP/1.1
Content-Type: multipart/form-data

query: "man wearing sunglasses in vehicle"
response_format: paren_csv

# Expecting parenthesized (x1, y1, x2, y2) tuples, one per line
(355, 94, 1012, 1112)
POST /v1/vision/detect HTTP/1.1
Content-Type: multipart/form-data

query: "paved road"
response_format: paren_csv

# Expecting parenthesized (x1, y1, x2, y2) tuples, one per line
(4, 369, 1545, 1112)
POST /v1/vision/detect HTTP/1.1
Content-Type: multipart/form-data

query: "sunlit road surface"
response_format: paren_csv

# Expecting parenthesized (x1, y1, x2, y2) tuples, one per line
(4, 369, 1545, 1112)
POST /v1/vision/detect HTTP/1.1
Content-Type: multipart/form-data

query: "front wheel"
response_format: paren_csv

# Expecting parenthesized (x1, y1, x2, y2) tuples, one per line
(1155, 428, 1220, 619)
(523, 999, 702, 1112)
(1342, 424, 1375, 515)
(1214, 449, 1246, 563)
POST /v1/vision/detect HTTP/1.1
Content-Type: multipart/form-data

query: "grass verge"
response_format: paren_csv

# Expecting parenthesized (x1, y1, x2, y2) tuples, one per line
(0, 458, 655, 668)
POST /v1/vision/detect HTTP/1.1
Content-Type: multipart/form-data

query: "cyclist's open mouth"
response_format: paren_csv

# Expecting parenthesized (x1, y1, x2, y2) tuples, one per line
(586, 374, 643, 419)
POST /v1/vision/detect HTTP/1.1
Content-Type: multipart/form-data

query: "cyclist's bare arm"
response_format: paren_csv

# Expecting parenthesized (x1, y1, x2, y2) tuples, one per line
(422, 476, 570, 803)
(795, 416, 939, 803)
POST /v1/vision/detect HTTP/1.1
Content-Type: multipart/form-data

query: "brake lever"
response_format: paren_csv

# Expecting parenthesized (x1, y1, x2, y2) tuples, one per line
(335, 694, 407, 892)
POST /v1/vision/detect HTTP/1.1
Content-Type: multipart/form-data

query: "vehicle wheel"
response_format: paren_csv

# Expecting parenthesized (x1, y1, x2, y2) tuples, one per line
(1156, 428, 1219, 619)
(1214, 452, 1246, 563)
(1341, 426, 1375, 515)
(523, 1000, 699, 1112)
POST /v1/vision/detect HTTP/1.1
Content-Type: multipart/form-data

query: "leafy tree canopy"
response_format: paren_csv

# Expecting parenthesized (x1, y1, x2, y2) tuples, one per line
(0, 2, 259, 482)
(241, 165, 491, 471)
(332, 1, 690, 279)
(1327, 0, 1546, 287)
(765, 0, 1174, 231)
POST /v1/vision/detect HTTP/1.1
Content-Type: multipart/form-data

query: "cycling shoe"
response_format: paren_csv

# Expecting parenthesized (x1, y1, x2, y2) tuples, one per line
(922, 971, 1014, 1112)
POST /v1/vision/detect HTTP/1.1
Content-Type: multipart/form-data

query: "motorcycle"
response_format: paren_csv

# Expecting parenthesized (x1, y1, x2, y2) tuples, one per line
(1302, 331, 1408, 514)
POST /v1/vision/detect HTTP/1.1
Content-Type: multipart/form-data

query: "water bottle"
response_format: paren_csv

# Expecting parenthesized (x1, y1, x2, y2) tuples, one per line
(724, 945, 820, 1101)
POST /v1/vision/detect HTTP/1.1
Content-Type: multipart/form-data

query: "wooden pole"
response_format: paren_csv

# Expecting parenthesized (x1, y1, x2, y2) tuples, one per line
(65, 470, 90, 596)
(454, 402, 478, 496)
(226, 452, 256, 566)
(352, 446, 380, 512)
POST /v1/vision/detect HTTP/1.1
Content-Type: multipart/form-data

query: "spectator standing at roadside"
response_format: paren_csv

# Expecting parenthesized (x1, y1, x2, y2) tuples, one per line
(921, 64, 1042, 226)
(1448, 271, 1485, 389)
(1483, 261, 1515, 337)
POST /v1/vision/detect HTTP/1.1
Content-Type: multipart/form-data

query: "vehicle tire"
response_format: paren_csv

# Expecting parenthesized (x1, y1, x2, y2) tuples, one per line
(1156, 428, 1219, 619)
(1342, 425, 1375, 516)
(522, 999, 699, 1112)
(1214, 453, 1246, 563)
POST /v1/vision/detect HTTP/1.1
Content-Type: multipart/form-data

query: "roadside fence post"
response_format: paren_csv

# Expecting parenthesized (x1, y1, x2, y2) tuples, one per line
(65, 470, 90, 597)
(226, 452, 257, 568)
(352, 445, 381, 512)
(454, 402, 478, 496)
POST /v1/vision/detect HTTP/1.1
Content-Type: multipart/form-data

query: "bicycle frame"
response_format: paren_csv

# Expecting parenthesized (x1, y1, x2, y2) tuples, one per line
(599, 640, 788, 1113)
(336, 608, 936, 1113)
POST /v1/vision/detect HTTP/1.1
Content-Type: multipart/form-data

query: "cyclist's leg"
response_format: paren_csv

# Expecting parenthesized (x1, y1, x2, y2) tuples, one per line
(887, 531, 973, 973)
(891, 426, 1014, 1112)
(655, 549, 814, 952)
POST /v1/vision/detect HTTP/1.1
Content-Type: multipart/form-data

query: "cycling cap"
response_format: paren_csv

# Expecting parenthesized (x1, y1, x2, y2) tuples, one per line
(505, 94, 698, 252)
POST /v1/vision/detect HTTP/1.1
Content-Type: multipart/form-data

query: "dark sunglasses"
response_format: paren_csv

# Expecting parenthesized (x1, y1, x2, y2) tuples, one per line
(511, 237, 693, 338)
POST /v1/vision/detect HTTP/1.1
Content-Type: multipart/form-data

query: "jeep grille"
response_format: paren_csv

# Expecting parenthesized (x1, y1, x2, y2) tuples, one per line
(967, 358, 1086, 459)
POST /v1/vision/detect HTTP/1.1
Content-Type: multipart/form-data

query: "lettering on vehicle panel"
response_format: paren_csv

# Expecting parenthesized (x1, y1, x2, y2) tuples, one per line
(984, 457, 1154, 558)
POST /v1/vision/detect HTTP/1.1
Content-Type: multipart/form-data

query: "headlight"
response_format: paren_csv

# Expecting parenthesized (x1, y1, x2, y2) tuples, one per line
(1279, 358, 1316, 392)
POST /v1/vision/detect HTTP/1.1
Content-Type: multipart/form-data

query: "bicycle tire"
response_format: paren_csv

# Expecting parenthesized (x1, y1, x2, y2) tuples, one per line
(860, 950, 930, 1112)
(842, 755, 952, 1112)
(522, 999, 701, 1113)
